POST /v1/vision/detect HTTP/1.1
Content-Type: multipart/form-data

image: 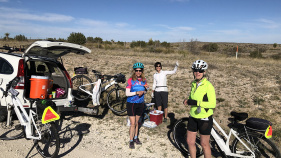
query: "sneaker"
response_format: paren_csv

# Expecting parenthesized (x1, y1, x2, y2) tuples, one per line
(129, 141, 135, 149)
(133, 138, 142, 145)
(163, 118, 167, 122)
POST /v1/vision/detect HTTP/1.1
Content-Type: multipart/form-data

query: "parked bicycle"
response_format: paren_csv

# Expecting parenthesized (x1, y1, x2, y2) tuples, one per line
(71, 67, 127, 115)
(172, 111, 281, 157)
(0, 77, 60, 158)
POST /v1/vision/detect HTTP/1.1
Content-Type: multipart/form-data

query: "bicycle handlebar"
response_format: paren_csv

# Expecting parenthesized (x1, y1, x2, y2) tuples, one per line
(92, 69, 123, 81)
(0, 45, 26, 53)
(3, 77, 20, 97)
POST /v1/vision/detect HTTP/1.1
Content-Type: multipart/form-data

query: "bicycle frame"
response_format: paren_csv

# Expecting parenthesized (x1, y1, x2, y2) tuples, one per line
(6, 91, 41, 140)
(211, 119, 255, 157)
(78, 78, 118, 96)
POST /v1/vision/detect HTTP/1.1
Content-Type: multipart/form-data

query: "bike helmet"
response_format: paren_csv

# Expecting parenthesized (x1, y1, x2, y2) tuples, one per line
(133, 62, 144, 69)
(191, 60, 208, 70)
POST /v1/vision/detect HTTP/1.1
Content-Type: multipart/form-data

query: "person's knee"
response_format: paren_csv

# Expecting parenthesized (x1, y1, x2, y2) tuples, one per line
(200, 141, 210, 149)
(187, 138, 195, 146)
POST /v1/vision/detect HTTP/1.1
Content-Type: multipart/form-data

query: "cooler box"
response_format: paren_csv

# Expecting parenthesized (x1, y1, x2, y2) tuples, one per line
(150, 110, 163, 125)
(30, 75, 49, 99)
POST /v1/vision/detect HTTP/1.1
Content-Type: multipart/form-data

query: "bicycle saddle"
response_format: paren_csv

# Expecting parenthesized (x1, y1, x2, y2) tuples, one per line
(230, 111, 248, 121)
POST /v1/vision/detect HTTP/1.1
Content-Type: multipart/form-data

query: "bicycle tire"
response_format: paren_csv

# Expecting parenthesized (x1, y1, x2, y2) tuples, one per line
(34, 122, 60, 158)
(71, 75, 93, 101)
(172, 117, 204, 157)
(0, 109, 7, 122)
(107, 87, 127, 115)
(0, 114, 24, 140)
(232, 131, 281, 158)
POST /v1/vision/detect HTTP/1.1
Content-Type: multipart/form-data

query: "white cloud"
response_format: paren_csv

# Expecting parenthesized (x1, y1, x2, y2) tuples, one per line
(0, 7, 74, 22)
(78, 19, 108, 27)
(256, 18, 280, 29)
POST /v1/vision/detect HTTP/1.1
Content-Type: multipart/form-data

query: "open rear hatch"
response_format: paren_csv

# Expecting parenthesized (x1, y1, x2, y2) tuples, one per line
(23, 41, 91, 100)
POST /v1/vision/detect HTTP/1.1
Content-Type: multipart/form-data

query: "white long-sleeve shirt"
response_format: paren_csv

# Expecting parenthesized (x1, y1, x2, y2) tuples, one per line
(152, 65, 177, 92)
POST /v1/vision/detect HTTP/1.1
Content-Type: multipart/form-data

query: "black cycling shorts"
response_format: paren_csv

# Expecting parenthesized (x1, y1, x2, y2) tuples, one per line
(187, 115, 213, 135)
(154, 91, 168, 109)
(127, 102, 144, 116)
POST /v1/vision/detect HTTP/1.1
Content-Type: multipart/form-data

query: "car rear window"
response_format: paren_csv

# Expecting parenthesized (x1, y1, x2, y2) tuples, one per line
(0, 57, 14, 74)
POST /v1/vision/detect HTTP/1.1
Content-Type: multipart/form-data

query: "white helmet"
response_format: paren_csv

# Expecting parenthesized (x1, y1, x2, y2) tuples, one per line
(191, 60, 208, 70)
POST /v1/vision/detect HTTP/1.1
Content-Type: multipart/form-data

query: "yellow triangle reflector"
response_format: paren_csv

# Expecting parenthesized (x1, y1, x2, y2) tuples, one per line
(265, 125, 272, 139)
(42, 106, 60, 124)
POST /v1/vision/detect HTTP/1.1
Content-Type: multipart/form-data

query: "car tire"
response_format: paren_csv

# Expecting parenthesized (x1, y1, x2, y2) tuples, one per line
(0, 109, 7, 122)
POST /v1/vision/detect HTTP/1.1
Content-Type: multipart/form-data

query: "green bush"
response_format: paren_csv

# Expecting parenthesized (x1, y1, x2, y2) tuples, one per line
(130, 40, 146, 48)
(201, 43, 219, 52)
(14, 34, 27, 41)
(87, 37, 94, 43)
(67, 32, 86, 45)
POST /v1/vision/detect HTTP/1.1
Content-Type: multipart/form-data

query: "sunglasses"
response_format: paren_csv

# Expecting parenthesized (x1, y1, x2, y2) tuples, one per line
(156, 65, 161, 67)
(193, 69, 205, 73)
(135, 69, 143, 72)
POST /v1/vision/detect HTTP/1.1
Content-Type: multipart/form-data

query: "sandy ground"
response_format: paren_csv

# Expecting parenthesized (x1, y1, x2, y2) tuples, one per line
(0, 110, 186, 158)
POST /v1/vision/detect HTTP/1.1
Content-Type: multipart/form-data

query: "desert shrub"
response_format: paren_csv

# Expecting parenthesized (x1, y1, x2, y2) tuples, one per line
(67, 32, 86, 45)
(249, 50, 263, 58)
(58, 38, 66, 42)
(87, 37, 94, 43)
(94, 37, 103, 43)
(161, 41, 171, 48)
(117, 41, 125, 46)
(149, 47, 163, 53)
(273, 43, 277, 48)
(14, 34, 27, 41)
(271, 53, 281, 60)
(104, 40, 112, 45)
(130, 40, 146, 48)
(201, 43, 219, 52)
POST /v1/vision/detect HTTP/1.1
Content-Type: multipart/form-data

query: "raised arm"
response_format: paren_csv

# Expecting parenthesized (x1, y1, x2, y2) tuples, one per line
(165, 61, 179, 75)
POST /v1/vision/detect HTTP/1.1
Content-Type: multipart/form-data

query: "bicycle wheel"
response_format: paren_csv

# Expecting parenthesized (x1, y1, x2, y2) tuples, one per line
(71, 75, 93, 101)
(172, 117, 204, 157)
(107, 87, 127, 115)
(0, 113, 24, 140)
(34, 122, 60, 158)
(232, 131, 281, 158)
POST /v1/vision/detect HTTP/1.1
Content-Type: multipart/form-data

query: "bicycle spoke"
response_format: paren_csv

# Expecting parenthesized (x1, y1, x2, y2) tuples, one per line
(35, 123, 60, 158)
(71, 75, 93, 101)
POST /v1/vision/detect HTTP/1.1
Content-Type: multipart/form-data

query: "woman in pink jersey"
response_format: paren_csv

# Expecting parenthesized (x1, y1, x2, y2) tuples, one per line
(126, 62, 148, 149)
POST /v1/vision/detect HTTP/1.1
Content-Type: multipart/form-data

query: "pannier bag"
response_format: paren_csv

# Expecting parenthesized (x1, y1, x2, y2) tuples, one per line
(74, 67, 88, 74)
(116, 73, 126, 83)
(246, 117, 273, 138)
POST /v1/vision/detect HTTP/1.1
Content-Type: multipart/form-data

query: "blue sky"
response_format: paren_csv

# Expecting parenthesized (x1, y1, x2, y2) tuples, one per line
(0, 0, 280, 43)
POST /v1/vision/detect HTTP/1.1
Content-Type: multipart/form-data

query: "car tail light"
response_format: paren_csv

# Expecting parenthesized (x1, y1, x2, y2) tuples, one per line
(15, 59, 25, 89)
(64, 70, 72, 88)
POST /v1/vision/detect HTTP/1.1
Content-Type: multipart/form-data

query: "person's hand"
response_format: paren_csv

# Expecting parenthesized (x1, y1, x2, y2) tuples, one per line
(183, 99, 188, 105)
(175, 61, 179, 67)
(145, 85, 149, 90)
(151, 92, 154, 98)
(137, 91, 145, 96)
(187, 99, 197, 106)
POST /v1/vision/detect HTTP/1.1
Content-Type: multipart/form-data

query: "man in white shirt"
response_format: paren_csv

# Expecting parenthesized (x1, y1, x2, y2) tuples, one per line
(152, 61, 179, 122)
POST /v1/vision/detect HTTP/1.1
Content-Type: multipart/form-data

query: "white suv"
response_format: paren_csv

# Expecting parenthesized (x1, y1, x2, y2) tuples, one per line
(0, 41, 91, 120)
